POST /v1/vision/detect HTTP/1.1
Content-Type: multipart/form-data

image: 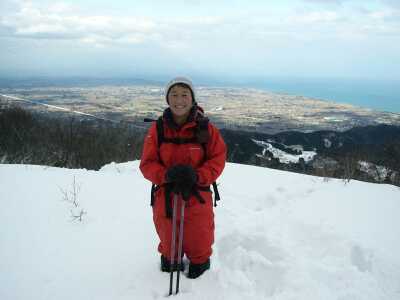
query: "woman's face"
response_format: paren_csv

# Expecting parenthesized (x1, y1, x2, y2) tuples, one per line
(167, 85, 193, 119)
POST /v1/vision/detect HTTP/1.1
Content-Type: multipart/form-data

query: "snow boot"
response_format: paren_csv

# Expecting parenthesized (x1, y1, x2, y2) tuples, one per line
(188, 258, 210, 279)
(161, 255, 184, 272)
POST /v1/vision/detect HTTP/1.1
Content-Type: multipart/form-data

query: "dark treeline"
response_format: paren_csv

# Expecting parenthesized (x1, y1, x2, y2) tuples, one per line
(222, 125, 400, 186)
(1, 103, 400, 186)
(0, 104, 145, 170)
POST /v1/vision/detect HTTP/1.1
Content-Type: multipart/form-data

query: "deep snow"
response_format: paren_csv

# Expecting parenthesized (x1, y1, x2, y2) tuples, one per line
(1, 161, 399, 300)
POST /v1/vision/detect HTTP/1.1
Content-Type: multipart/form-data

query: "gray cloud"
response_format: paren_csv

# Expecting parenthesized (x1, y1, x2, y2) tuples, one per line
(1, 0, 399, 54)
(0, 5, 157, 45)
(0, 1, 230, 50)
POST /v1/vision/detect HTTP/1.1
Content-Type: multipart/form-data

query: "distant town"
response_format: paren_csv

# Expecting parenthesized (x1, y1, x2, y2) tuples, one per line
(1, 84, 400, 134)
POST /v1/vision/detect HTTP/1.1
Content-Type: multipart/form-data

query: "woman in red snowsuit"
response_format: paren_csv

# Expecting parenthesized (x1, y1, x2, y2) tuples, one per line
(140, 77, 226, 278)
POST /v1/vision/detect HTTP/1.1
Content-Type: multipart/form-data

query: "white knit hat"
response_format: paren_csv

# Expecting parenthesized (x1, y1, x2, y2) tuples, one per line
(165, 76, 196, 104)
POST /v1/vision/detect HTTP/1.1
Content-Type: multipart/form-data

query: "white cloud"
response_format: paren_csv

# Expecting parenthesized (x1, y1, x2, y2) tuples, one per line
(1, 0, 399, 49)
(0, 1, 158, 45)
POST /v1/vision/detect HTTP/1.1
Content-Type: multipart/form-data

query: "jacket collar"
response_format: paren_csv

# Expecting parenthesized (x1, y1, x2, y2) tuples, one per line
(163, 105, 205, 130)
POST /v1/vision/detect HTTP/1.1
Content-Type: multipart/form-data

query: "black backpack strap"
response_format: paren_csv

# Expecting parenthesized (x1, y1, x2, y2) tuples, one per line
(156, 117, 164, 148)
(196, 118, 222, 206)
(150, 184, 161, 206)
(197, 184, 220, 207)
(192, 188, 206, 204)
(212, 182, 220, 207)
(157, 183, 220, 216)
(150, 184, 156, 206)
(156, 115, 209, 147)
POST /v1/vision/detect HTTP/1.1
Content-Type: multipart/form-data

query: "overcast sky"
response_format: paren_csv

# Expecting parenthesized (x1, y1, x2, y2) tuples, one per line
(1, 0, 399, 82)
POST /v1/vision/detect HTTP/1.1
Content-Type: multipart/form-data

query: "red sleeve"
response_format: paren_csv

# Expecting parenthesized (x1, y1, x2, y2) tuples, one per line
(196, 123, 226, 186)
(139, 123, 167, 185)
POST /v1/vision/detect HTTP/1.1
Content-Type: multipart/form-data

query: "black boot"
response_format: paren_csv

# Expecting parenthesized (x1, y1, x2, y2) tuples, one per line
(188, 258, 210, 279)
(160, 255, 184, 272)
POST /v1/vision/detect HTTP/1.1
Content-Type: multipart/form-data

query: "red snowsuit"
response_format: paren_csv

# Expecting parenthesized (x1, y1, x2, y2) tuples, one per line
(140, 107, 226, 264)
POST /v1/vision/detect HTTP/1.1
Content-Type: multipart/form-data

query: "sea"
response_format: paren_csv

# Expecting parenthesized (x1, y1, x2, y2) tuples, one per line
(240, 77, 400, 113)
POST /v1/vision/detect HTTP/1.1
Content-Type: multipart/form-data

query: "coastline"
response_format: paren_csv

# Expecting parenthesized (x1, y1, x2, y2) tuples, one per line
(234, 77, 400, 114)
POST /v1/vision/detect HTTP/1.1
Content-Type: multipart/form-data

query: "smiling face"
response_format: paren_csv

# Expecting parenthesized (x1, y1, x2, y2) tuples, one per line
(167, 84, 194, 124)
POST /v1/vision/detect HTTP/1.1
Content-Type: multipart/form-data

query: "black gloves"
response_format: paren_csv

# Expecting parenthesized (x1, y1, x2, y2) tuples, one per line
(165, 164, 198, 200)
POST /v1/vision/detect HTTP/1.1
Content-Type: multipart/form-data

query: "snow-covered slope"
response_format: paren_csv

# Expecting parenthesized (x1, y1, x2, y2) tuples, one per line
(1, 161, 399, 300)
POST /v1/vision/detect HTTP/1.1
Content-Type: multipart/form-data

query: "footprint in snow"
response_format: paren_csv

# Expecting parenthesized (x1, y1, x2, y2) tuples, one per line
(216, 232, 287, 297)
(276, 186, 286, 193)
(351, 245, 372, 273)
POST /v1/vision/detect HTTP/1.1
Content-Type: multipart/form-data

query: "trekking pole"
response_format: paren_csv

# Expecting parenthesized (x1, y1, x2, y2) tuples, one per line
(169, 193, 178, 296)
(175, 198, 186, 294)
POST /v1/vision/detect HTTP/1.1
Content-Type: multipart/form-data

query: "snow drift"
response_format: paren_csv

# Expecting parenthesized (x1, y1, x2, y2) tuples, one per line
(1, 161, 399, 300)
